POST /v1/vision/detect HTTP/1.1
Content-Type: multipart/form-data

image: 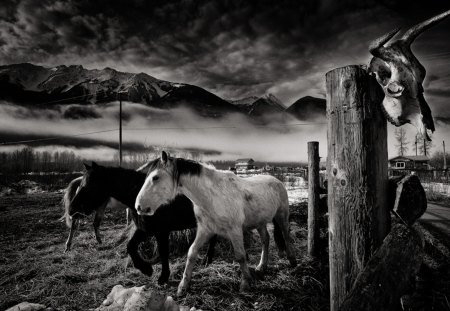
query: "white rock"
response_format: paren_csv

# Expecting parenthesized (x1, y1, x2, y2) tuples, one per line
(163, 296, 180, 311)
(6, 302, 47, 311)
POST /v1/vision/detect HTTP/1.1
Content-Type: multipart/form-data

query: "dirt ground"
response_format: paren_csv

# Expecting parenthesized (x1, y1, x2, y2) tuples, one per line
(1, 192, 449, 311)
(0, 193, 329, 311)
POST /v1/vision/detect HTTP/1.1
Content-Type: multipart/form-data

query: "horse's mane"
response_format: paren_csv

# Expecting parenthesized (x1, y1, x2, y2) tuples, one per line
(173, 158, 203, 184)
(148, 157, 203, 185)
(137, 159, 159, 174)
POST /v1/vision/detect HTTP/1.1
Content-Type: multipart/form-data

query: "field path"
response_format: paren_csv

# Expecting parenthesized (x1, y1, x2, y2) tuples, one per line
(419, 202, 450, 237)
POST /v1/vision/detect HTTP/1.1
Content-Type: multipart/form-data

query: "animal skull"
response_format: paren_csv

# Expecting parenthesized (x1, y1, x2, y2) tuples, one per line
(369, 10, 450, 140)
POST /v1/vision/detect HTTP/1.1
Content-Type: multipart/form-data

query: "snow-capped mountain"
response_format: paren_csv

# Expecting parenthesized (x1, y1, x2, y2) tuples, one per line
(229, 96, 259, 108)
(0, 63, 179, 104)
(230, 94, 285, 117)
(0, 63, 240, 118)
(0, 63, 327, 121)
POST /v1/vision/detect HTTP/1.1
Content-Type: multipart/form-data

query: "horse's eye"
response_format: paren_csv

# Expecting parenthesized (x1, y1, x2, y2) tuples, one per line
(153, 175, 159, 181)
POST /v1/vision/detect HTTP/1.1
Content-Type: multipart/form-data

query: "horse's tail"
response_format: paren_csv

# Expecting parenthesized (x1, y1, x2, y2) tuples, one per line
(272, 218, 286, 252)
(62, 176, 83, 228)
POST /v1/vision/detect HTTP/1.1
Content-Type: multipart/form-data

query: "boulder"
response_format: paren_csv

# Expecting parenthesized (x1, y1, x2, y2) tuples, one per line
(5, 302, 48, 311)
(97, 285, 202, 311)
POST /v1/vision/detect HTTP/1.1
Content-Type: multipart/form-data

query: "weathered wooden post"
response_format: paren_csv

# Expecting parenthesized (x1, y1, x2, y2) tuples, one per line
(308, 141, 320, 257)
(326, 65, 389, 311)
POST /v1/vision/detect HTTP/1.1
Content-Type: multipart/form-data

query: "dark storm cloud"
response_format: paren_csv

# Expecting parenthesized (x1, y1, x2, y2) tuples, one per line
(1, 0, 450, 108)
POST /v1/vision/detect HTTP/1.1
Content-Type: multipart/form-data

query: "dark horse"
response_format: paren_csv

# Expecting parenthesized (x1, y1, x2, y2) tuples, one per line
(63, 176, 108, 252)
(67, 161, 217, 284)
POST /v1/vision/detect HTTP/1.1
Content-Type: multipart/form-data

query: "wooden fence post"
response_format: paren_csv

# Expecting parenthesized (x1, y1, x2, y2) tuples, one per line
(326, 65, 389, 311)
(308, 141, 320, 257)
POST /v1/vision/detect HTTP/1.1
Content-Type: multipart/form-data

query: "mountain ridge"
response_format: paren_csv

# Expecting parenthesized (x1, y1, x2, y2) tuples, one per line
(285, 96, 326, 120)
(0, 62, 327, 121)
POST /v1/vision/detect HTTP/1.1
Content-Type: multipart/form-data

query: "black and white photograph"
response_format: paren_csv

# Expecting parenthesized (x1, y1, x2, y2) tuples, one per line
(0, 1, 450, 310)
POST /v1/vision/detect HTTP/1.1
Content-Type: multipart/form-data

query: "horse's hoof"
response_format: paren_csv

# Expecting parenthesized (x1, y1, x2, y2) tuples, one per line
(177, 286, 187, 297)
(288, 257, 297, 268)
(253, 268, 265, 281)
(158, 275, 169, 285)
(139, 266, 154, 277)
(239, 281, 251, 292)
(177, 279, 189, 297)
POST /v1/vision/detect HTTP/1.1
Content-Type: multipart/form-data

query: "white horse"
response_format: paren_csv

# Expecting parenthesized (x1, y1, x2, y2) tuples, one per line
(135, 151, 296, 295)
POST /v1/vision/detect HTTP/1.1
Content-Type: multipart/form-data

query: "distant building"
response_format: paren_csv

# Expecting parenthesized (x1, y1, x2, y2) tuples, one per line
(389, 155, 430, 170)
(263, 164, 273, 171)
(235, 158, 255, 170)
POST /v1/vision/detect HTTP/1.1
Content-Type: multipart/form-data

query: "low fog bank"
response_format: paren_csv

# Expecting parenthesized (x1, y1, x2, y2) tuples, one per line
(0, 101, 327, 162)
(1, 101, 448, 163)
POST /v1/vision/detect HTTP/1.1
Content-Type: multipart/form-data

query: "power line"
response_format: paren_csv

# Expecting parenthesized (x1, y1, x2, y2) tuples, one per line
(124, 123, 326, 131)
(0, 122, 326, 146)
(0, 129, 119, 146)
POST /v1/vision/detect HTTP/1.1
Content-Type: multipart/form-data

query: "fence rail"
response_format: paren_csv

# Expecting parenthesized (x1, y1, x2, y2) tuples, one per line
(388, 169, 450, 184)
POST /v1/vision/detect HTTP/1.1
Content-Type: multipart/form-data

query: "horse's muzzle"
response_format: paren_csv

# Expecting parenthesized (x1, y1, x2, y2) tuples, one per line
(136, 205, 154, 216)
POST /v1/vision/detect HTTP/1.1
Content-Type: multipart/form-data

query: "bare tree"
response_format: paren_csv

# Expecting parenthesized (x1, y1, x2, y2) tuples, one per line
(430, 151, 450, 169)
(418, 135, 433, 156)
(394, 128, 409, 156)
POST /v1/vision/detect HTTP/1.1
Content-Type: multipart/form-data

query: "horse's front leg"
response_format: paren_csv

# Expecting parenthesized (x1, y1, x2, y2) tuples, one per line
(127, 229, 153, 276)
(64, 218, 78, 253)
(155, 231, 170, 285)
(93, 201, 107, 244)
(228, 228, 253, 292)
(177, 226, 213, 296)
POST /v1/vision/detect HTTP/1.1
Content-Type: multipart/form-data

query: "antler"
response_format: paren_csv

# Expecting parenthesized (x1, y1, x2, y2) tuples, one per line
(401, 9, 450, 45)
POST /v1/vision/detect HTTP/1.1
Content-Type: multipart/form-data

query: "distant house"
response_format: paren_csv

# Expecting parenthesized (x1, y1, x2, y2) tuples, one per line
(263, 164, 273, 171)
(389, 155, 430, 170)
(235, 158, 255, 170)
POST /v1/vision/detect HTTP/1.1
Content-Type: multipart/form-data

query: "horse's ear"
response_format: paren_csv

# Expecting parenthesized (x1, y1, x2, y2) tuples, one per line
(91, 161, 99, 170)
(84, 163, 92, 171)
(161, 151, 168, 165)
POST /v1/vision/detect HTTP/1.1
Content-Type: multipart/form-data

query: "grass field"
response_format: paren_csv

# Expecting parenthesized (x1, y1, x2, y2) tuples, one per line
(1, 192, 449, 310)
(0, 193, 329, 311)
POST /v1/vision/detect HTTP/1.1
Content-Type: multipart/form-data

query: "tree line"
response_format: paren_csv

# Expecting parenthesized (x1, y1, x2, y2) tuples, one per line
(0, 147, 205, 175)
(395, 128, 448, 169)
(0, 147, 84, 174)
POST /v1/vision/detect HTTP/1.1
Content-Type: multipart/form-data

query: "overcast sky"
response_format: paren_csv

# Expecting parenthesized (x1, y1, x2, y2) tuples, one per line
(1, 0, 449, 110)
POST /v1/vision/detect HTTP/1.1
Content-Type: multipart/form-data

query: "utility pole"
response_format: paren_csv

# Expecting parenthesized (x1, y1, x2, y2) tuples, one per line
(415, 135, 418, 156)
(444, 141, 447, 170)
(118, 92, 124, 167)
(118, 91, 130, 226)
(424, 138, 427, 157)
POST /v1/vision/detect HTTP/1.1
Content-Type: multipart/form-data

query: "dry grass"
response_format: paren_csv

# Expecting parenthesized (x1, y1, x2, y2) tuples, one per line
(4, 193, 448, 311)
(0, 194, 329, 311)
